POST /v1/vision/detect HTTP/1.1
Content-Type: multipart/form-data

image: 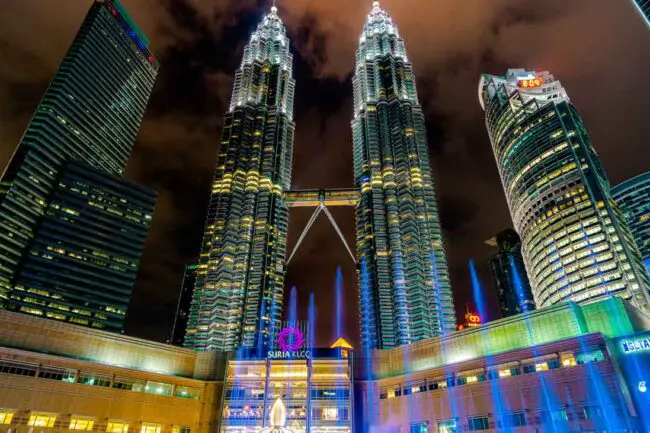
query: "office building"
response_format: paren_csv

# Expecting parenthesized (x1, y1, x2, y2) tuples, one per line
(353, 1, 455, 350)
(479, 69, 650, 312)
(170, 264, 198, 346)
(9, 160, 156, 332)
(3, 298, 650, 433)
(486, 229, 536, 318)
(612, 172, 650, 277)
(185, 6, 295, 351)
(632, 0, 650, 26)
(0, 0, 158, 299)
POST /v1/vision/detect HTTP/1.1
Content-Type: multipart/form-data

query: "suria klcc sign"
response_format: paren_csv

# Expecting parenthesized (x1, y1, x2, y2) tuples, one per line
(268, 327, 311, 359)
(621, 336, 650, 354)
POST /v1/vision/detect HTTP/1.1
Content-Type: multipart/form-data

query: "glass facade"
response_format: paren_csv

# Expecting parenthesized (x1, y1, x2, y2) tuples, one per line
(0, 0, 158, 300)
(632, 0, 650, 26)
(185, 7, 295, 351)
(487, 229, 536, 317)
(479, 69, 650, 313)
(220, 351, 352, 433)
(170, 263, 198, 346)
(353, 2, 455, 350)
(612, 172, 650, 278)
(9, 161, 156, 332)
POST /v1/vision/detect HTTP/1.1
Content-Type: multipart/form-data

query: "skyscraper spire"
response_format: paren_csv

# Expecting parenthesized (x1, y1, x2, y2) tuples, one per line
(353, 3, 455, 349)
(185, 5, 296, 351)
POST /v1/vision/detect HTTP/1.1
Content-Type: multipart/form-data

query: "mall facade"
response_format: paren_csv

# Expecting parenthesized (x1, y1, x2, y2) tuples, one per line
(2, 297, 650, 433)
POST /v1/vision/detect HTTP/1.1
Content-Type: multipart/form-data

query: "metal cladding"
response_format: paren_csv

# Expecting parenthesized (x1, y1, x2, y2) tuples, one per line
(352, 2, 455, 349)
(612, 172, 650, 274)
(480, 69, 650, 313)
(185, 7, 295, 351)
(0, 0, 158, 310)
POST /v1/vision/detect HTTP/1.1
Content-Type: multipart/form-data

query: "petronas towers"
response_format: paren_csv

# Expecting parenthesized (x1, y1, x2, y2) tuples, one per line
(186, 2, 454, 351)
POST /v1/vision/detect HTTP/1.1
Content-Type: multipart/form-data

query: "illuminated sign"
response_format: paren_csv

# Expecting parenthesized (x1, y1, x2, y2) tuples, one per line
(268, 327, 310, 359)
(621, 337, 650, 354)
(517, 77, 544, 89)
(466, 313, 481, 325)
(640, 381, 647, 393)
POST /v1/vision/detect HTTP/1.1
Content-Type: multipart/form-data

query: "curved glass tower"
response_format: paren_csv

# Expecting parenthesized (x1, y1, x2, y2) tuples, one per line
(612, 172, 650, 277)
(353, 2, 455, 349)
(185, 6, 295, 351)
(479, 69, 650, 313)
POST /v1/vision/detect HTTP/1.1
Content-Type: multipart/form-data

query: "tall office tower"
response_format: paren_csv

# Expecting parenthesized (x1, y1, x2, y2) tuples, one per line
(0, 0, 158, 299)
(486, 229, 536, 318)
(169, 263, 198, 346)
(353, 2, 455, 350)
(185, 6, 295, 351)
(631, 0, 650, 26)
(612, 172, 650, 277)
(480, 69, 650, 313)
(11, 161, 156, 332)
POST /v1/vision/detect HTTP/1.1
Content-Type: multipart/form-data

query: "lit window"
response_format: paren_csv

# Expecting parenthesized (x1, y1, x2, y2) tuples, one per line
(0, 411, 14, 425)
(322, 408, 338, 421)
(107, 422, 129, 433)
(535, 363, 549, 372)
(29, 414, 57, 428)
(141, 423, 162, 433)
(70, 418, 95, 431)
(498, 369, 511, 378)
(172, 427, 190, 433)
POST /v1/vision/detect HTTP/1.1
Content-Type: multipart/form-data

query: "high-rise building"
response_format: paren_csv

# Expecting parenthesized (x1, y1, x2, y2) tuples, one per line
(353, 2, 455, 349)
(169, 263, 198, 346)
(479, 69, 650, 312)
(10, 161, 156, 332)
(631, 0, 650, 26)
(612, 172, 650, 277)
(0, 0, 158, 299)
(486, 229, 536, 318)
(185, 6, 295, 351)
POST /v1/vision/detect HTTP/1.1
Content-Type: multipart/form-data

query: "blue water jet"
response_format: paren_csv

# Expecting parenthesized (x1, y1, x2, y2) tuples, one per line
(308, 293, 316, 349)
(288, 286, 298, 327)
(469, 259, 511, 432)
(335, 266, 344, 339)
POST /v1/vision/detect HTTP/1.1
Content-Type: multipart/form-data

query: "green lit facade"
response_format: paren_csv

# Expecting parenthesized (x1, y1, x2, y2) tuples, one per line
(353, 2, 454, 350)
(0, 0, 158, 300)
(480, 69, 650, 313)
(185, 7, 295, 351)
(612, 172, 650, 277)
(10, 161, 156, 332)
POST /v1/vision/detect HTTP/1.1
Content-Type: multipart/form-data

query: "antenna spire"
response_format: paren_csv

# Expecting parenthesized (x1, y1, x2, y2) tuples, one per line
(271, 0, 278, 13)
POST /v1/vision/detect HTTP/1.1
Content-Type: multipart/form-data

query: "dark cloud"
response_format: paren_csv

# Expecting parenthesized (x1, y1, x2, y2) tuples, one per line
(1, 0, 649, 344)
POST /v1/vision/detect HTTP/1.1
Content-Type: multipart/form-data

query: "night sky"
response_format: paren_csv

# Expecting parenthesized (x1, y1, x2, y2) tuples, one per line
(1, 0, 649, 347)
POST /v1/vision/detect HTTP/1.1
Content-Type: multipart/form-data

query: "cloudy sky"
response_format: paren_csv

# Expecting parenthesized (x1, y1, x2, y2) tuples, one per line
(0, 0, 648, 345)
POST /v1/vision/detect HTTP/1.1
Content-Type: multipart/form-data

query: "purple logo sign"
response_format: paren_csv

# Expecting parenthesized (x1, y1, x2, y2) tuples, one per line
(278, 327, 305, 351)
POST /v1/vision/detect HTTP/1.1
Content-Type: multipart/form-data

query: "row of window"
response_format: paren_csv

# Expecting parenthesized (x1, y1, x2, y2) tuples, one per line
(0, 411, 188, 433)
(379, 350, 604, 400)
(411, 405, 615, 433)
(0, 358, 200, 400)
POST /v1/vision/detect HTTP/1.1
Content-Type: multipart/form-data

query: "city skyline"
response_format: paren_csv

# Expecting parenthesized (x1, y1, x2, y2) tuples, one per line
(3, 2, 640, 344)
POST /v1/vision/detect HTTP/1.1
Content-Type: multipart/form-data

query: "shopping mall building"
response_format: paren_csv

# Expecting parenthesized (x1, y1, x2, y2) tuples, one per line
(1, 297, 650, 433)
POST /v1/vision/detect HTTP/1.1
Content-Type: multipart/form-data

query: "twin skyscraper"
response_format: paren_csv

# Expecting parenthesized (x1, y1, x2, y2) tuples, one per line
(184, 2, 455, 351)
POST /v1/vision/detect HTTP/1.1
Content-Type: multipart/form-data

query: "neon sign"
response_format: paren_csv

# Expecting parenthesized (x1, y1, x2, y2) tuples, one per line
(268, 327, 310, 360)
(621, 337, 650, 354)
(518, 77, 544, 89)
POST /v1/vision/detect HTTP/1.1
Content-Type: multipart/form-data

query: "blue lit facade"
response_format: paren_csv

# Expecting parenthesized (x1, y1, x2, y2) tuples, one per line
(10, 161, 156, 332)
(0, 0, 158, 302)
(353, 2, 455, 350)
(480, 69, 650, 313)
(185, 7, 295, 352)
(487, 229, 536, 318)
(612, 172, 650, 280)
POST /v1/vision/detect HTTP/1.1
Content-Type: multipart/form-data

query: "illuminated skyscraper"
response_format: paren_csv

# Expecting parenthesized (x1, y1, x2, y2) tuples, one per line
(480, 69, 650, 313)
(0, 0, 158, 298)
(185, 6, 295, 351)
(169, 263, 198, 346)
(353, 2, 455, 349)
(631, 0, 650, 26)
(612, 172, 650, 277)
(11, 161, 156, 331)
(486, 229, 536, 318)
